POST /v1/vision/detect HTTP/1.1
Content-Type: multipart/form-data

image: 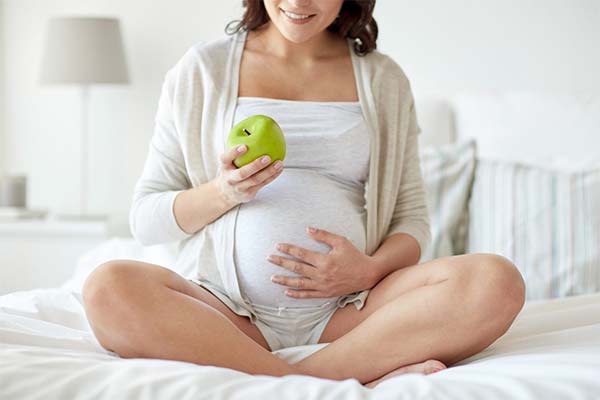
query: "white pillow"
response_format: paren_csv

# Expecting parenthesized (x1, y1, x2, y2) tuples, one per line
(453, 92, 600, 171)
(61, 238, 186, 293)
(416, 97, 455, 148)
(419, 139, 477, 262)
(466, 159, 600, 300)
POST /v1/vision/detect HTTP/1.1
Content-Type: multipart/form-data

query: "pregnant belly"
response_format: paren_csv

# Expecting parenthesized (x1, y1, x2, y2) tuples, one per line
(234, 169, 366, 308)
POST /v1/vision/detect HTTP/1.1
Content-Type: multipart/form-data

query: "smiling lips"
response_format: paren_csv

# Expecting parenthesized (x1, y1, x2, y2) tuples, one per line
(280, 8, 316, 23)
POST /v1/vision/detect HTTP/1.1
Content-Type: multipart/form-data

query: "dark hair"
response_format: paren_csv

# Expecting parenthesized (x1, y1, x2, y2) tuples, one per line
(225, 0, 378, 56)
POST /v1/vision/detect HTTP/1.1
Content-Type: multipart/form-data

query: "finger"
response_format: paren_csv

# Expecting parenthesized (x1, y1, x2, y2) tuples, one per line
(267, 255, 318, 280)
(274, 243, 325, 268)
(244, 168, 282, 197)
(237, 160, 283, 191)
(229, 154, 273, 183)
(284, 289, 333, 299)
(220, 144, 247, 170)
(306, 226, 346, 249)
(255, 166, 283, 188)
(270, 274, 319, 290)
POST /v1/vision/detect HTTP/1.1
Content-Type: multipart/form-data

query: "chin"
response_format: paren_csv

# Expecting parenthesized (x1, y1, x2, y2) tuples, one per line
(273, 18, 321, 41)
(276, 26, 316, 44)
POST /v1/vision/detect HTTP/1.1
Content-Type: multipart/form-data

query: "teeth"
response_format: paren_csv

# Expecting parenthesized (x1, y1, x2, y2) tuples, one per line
(282, 10, 313, 20)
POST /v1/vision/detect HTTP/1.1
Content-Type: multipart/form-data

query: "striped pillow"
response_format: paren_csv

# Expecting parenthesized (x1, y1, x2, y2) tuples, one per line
(466, 159, 600, 300)
(419, 139, 477, 262)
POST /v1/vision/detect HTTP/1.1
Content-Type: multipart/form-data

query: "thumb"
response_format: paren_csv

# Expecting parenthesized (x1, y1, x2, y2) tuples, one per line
(221, 144, 247, 169)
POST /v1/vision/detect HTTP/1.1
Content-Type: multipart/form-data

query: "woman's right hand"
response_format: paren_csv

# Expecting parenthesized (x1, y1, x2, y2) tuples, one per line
(215, 144, 284, 206)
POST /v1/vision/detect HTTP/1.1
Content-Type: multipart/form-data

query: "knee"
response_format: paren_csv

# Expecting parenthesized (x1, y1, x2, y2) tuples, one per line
(82, 260, 139, 316)
(465, 254, 526, 326)
(449, 254, 525, 328)
(487, 254, 526, 313)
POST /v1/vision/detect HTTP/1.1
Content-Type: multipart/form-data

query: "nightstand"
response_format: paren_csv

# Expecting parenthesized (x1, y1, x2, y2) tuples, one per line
(0, 216, 114, 295)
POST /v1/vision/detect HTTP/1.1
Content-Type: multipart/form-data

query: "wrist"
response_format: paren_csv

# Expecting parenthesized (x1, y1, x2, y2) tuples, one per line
(366, 255, 384, 288)
(209, 178, 237, 211)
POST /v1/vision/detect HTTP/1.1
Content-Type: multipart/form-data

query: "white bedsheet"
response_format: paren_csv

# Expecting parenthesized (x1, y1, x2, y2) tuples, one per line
(1, 288, 599, 399)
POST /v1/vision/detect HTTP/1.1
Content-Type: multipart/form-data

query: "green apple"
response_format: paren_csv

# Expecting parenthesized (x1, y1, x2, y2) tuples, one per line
(227, 114, 286, 168)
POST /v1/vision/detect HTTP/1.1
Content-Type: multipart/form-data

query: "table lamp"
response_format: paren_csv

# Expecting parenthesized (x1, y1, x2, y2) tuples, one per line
(39, 16, 130, 220)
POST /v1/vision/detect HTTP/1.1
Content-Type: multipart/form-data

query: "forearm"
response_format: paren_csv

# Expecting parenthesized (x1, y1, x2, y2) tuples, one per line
(368, 233, 422, 286)
(173, 179, 237, 235)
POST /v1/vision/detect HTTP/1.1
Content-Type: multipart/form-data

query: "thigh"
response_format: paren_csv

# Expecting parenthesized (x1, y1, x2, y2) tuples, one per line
(318, 254, 472, 344)
(84, 260, 271, 351)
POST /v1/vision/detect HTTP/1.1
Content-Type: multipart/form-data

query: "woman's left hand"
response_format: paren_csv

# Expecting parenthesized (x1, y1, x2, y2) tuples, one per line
(266, 226, 378, 299)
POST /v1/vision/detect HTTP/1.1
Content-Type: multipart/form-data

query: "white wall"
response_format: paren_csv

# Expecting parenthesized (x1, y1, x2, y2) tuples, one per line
(1, 0, 244, 234)
(379, 0, 600, 96)
(0, 0, 599, 235)
(0, 1, 4, 176)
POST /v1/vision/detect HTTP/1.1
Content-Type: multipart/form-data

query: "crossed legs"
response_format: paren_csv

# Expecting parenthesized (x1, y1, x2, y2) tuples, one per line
(82, 260, 293, 376)
(297, 253, 526, 383)
(82, 253, 525, 385)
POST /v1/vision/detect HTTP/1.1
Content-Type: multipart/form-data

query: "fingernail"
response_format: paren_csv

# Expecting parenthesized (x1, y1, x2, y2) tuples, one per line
(274, 161, 282, 169)
(237, 145, 246, 152)
(307, 226, 317, 233)
(261, 156, 271, 164)
(432, 368, 442, 373)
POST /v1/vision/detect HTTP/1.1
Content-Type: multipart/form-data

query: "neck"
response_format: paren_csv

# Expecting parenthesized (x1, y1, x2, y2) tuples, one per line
(252, 22, 346, 64)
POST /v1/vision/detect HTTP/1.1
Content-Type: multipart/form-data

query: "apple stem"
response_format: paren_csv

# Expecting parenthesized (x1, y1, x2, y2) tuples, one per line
(243, 128, 251, 136)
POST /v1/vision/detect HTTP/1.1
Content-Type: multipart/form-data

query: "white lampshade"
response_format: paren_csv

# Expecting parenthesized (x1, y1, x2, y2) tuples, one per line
(39, 17, 129, 85)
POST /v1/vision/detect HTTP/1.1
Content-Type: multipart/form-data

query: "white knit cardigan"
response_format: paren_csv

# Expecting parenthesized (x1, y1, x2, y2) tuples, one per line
(129, 29, 431, 316)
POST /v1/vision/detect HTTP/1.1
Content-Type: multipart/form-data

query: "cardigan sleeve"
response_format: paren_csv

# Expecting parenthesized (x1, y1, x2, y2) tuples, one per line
(383, 98, 432, 256)
(128, 68, 194, 246)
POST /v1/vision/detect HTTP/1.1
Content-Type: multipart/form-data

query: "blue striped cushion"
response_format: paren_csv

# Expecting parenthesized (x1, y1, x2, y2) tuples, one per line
(419, 139, 477, 262)
(466, 159, 600, 300)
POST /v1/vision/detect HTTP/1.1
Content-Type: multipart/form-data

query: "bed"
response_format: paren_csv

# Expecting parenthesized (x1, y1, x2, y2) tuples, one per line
(2, 93, 600, 399)
(1, 272, 600, 399)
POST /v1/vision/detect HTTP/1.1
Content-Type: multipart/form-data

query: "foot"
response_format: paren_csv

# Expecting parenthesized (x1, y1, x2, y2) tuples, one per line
(364, 359, 447, 388)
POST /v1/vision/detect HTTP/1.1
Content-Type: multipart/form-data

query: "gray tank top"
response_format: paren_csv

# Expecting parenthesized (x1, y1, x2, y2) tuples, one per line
(231, 97, 370, 308)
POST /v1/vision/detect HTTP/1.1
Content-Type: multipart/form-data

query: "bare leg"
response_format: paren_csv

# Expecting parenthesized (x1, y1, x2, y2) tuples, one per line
(294, 254, 526, 384)
(364, 359, 447, 388)
(82, 260, 299, 377)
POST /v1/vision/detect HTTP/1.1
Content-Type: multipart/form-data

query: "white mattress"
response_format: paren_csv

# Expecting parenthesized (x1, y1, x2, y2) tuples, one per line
(1, 287, 600, 399)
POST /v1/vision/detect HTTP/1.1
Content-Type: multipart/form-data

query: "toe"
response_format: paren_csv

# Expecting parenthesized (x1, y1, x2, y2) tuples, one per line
(423, 359, 447, 374)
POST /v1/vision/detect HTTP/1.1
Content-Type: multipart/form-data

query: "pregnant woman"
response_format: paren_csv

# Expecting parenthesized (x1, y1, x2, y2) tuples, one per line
(82, 0, 526, 388)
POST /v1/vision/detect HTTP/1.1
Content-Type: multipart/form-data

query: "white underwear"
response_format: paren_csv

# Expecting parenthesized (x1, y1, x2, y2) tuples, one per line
(188, 278, 368, 351)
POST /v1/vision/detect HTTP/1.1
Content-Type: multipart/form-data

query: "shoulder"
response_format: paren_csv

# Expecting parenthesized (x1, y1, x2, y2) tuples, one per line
(359, 48, 413, 99)
(188, 33, 237, 67)
(164, 33, 239, 84)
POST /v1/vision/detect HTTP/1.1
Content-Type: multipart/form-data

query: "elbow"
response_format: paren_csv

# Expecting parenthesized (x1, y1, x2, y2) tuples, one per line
(129, 213, 161, 247)
(128, 191, 190, 247)
(128, 200, 158, 247)
(129, 206, 147, 246)
(387, 216, 431, 260)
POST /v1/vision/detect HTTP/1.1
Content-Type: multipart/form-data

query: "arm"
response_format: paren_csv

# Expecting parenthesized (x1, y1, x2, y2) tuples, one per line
(368, 97, 431, 286)
(367, 232, 421, 285)
(172, 180, 236, 235)
(129, 67, 235, 246)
